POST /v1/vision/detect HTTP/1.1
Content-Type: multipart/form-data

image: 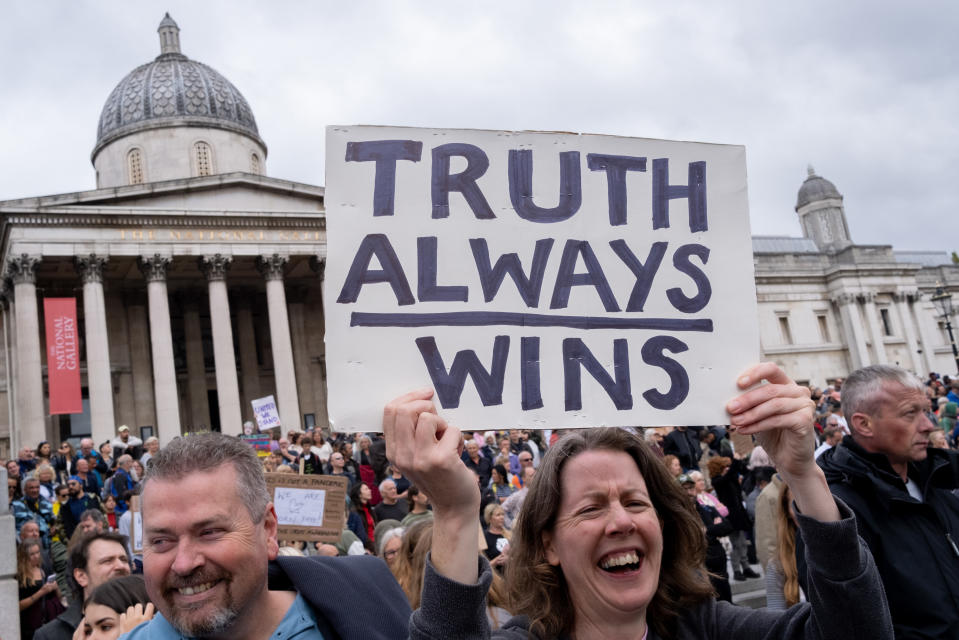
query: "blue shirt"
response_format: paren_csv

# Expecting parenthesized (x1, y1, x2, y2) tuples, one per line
(120, 592, 324, 640)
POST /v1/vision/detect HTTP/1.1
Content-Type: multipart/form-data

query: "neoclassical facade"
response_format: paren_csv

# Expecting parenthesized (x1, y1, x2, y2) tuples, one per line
(0, 17, 957, 457)
(0, 16, 328, 454)
(753, 168, 959, 386)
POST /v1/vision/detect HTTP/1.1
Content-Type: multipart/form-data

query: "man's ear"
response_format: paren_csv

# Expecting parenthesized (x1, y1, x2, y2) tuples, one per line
(74, 567, 89, 589)
(264, 503, 280, 560)
(850, 412, 873, 439)
(542, 531, 560, 567)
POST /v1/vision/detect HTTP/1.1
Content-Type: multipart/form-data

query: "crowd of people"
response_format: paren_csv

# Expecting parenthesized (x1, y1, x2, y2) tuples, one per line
(5, 365, 959, 638)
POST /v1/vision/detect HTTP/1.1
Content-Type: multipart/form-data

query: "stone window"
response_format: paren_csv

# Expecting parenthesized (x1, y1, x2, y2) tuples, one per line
(777, 315, 793, 345)
(250, 152, 261, 175)
(127, 148, 144, 184)
(880, 308, 893, 337)
(817, 313, 831, 342)
(194, 141, 214, 176)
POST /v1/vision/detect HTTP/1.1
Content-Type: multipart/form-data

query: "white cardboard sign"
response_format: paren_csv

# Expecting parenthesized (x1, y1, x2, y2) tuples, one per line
(251, 395, 281, 430)
(324, 126, 759, 431)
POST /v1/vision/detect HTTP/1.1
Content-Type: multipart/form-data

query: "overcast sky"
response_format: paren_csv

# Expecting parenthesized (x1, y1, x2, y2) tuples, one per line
(1, 1, 956, 253)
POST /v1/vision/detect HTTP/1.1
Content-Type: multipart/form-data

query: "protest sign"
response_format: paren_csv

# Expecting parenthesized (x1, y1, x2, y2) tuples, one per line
(130, 495, 143, 553)
(240, 434, 272, 457)
(265, 473, 348, 543)
(252, 395, 281, 430)
(324, 126, 759, 430)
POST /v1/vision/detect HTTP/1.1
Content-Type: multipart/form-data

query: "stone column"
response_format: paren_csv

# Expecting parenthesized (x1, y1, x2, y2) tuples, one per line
(257, 254, 301, 431)
(832, 293, 870, 370)
(893, 291, 924, 374)
(6, 255, 45, 447)
(310, 256, 329, 428)
(913, 293, 940, 375)
(139, 255, 181, 444)
(860, 292, 888, 365)
(236, 297, 260, 421)
(76, 255, 116, 445)
(125, 293, 157, 429)
(200, 255, 242, 434)
(287, 288, 315, 421)
(182, 300, 211, 430)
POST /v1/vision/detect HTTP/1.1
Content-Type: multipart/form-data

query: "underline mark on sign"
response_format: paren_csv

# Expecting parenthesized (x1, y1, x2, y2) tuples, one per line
(350, 311, 713, 332)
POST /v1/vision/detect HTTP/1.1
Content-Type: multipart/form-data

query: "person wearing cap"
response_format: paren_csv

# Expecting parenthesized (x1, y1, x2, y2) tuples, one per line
(110, 425, 143, 459)
(59, 475, 103, 540)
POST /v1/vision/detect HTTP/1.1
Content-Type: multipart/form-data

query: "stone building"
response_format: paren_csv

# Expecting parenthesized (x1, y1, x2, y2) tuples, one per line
(0, 16, 957, 456)
(0, 15, 328, 455)
(753, 168, 959, 386)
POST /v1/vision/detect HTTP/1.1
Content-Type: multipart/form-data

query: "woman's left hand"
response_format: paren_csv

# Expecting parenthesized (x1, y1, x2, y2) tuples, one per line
(726, 362, 839, 521)
(726, 362, 816, 478)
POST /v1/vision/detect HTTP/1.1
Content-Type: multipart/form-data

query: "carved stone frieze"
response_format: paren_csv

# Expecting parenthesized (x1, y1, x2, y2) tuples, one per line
(6, 254, 40, 285)
(199, 254, 232, 281)
(138, 254, 171, 283)
(75, 254, 109, 284)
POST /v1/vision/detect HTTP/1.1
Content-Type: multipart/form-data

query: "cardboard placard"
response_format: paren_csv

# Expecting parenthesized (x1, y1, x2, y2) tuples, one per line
(265, 473, 348, 543)
(324, 126, 759, 431)
(130, 495, 143, 553)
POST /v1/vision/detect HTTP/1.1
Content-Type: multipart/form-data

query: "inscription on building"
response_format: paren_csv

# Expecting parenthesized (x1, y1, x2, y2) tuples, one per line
(119, 229, 322, 241)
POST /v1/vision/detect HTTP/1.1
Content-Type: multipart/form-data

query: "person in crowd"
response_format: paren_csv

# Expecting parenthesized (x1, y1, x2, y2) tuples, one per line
(59, 475, 103, 540)
(110, 425, 143, 459)
(688, 469, 727, 516)
(76, 438, 102, 469)
(765, 484, 804, 610)
(35, 463, 58, 502)
(345, 482, 374, 550)
(495, 437, 519, 476)
(98, 442, 115, 477)
(662, 453, 683, 480)
(13, 476, 55, 545)
(387, 362, 892, 640)
(387, 462, 411, 498)
(374, 477, 409, 522)
(123, 432, 409, 640)
(102, 494, 119, 530)
(36, 441, 53, 467)
(297, 436, 325, 474)
(139, 437, 160, 469)
(79, 575, 155, 640)
(708, 456, 759, 581)
(508, 429, 532, 458)
(401, 485, 433, 527)
(34, 530, 131, 640)
(108, 454, 135, 515)
(276, 436, 298, 466)
(501, 466, 536, 530)
(814, 424, 843, 459)
(8, 456, 22, 481)
(463, 439, 493, 488)
(391, 519, 434, 610)
(74, 457, 101, 497)
(356, 434, 374, 466)
(375, 521, 405, 564)
(819, 364, 959, 638)
(9, 470, 22, 504)
(643, 428, 666, 457)
(489, 464, 514, 504)
(663, 425, 700, 471)
(19, 519, 54, 571)
(327, 450, 357, 489)
(681, 473, 732, 602)
(52, 441, 76, 483)
(17, 445, 38, 478)
(17, 538, 64, 640)
(515, 452, 535, 487)
(929, 429, 949, 449)
(482, 503, 511, 572)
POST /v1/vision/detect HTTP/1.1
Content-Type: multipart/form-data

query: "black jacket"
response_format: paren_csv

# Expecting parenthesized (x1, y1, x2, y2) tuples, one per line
(819, 437, 959, 639)
(33, 599, 82, 640)
(664, 428, 700, 470)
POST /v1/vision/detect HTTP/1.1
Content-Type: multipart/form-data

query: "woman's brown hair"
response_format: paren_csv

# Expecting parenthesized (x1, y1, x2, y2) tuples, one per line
(505, 428, 714, 639)
(776, 484, 801, 607)
(391, 519, 433, 609)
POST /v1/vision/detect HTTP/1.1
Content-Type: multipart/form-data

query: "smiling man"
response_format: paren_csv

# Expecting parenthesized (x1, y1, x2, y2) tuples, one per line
(819, 364, 959, 639)
(124, 432, 409, 640)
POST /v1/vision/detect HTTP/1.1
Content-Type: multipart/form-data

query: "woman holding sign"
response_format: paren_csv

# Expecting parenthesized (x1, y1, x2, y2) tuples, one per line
(385, 363, 892, 640)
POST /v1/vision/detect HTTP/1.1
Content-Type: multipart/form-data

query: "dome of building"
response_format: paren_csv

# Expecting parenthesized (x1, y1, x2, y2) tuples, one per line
(795, 165, 842, 210)
(93, 14, 264, 157)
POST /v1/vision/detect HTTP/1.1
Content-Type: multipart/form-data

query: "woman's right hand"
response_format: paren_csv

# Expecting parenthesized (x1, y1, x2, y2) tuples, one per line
(383, 389, 480, 584)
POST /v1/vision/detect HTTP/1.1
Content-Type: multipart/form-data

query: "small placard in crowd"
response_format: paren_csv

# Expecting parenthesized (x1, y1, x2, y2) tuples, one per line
(265, 473, 348, 542)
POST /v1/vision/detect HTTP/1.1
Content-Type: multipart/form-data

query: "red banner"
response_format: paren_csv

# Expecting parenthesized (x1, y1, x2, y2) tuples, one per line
(44, 298, 82, 414)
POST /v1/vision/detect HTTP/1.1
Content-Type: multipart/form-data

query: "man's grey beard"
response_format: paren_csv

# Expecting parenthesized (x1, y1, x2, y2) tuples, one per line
(168, 602, 239, 638)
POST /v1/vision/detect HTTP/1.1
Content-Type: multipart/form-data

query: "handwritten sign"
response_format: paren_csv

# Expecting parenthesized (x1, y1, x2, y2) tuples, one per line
(240, 434, 272, 457)
(130, 496, 143, 553)
(324, 126, 759, 430)
(265, 473, 348, 542)
(252, 395, 281, 430)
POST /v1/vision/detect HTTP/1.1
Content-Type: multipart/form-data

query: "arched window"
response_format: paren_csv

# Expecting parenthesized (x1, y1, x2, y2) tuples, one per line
(194, 141, 214, 176)
(127, 148, 144, 184)
(250, 152, 261, 175)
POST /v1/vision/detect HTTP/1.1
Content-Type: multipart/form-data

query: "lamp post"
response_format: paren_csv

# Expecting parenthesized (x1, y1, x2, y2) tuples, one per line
(930, 283, 959, 376)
